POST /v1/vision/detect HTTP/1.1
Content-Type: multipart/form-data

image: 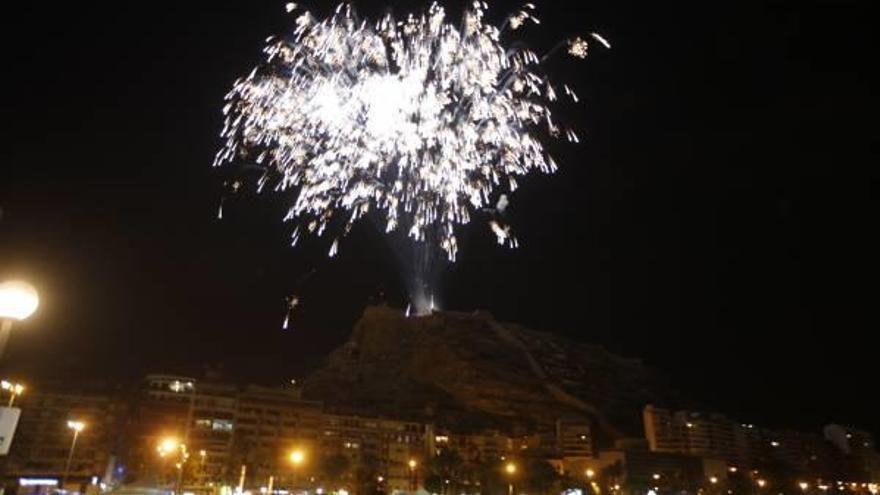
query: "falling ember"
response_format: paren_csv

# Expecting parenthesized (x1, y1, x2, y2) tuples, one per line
(590, 32, 612, 49)
(215, 1, 607, 313)
(282, 295, 300, 329)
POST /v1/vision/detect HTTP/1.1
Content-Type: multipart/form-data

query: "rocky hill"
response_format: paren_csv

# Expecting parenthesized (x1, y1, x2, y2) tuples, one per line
(302, 305, 684, 441)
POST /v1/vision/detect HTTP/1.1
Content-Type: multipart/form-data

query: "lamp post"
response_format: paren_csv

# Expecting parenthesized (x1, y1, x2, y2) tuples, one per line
(505, 462, 517, 495)
(62, 420, 86, 490)
(408, 459, 418, 492)
(168, 379, 196, 494)
(290, 449, 305, 490)
(199, 450, 207, 485)
(156, 436, 190, 494)
(756, 478, 768, 495)
(0, 280, 39, 360)
(157, 437, 182, 489)
(1, 380, 25, 406)
(174, 443, 190, 495)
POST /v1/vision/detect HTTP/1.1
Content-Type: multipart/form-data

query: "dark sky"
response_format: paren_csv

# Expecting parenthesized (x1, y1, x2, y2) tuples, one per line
(0, 1, 876, 435)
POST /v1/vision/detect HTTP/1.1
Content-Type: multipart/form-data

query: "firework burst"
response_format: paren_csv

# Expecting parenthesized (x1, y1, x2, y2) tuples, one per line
(215, 1, 606, 310)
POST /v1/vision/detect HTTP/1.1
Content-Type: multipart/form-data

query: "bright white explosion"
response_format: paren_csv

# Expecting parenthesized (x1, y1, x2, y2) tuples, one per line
(215, 1, 607, 312)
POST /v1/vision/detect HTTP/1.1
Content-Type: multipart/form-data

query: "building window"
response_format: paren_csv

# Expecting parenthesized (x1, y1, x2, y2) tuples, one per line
(212, 419, 234, 432)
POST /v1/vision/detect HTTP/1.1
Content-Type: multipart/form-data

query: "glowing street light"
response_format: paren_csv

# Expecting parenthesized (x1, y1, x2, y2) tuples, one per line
(710, 477, 719, 485)
(289, 449, 305, 487)
(586, 469, 596, 480)
(158, 437, 181, 456)
(408, 459, 419, 491)
(799, 482, 810, 492)
(0, 280, 39, 359)
(156, 437, 189, 494)
(62, 420, 86, 489)
(1, 380, 25, 407)
(505, 462, 517, 495)
(757, 479, 767, 489)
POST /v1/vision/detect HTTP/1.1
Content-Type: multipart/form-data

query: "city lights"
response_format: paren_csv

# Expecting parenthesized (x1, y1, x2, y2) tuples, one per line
(290, 449, 304, 466)
(586, 468, 595, 479)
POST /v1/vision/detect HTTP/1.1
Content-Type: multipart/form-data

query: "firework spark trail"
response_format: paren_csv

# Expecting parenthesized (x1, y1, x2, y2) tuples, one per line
(215, 1, 605, 309)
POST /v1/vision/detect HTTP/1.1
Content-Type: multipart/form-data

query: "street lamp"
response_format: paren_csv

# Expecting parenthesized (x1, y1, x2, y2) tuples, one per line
(1, 380, 25, 407)
(62, 420, 86, 490)
(290, 449, 305, 488)
(199, 450, 207, 484)
(408, 459, 418, 491)
(0, 280, 39, 359)
(586, 469, 596, 480)
(158, 436, 181, 456)
(156, 437, 189, 494)
(505, 462, 517, 495)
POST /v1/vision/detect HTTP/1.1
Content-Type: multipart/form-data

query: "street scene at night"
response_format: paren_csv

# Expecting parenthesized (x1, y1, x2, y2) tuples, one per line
(0, 1, 875, 495)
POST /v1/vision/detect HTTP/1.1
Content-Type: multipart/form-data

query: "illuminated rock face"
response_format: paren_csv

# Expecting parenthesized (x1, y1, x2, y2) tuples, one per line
(303, 305, 685, 438)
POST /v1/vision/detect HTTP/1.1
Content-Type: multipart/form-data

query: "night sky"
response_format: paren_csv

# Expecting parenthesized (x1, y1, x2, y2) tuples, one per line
(0, 1, 876, 435)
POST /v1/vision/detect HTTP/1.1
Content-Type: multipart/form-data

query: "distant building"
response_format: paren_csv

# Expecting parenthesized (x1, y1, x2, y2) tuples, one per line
(126, 374, 321, 488)
(320, 413, 430, 492)
(434, 429, 514, 464)
(587, 439, 710, 491)
(642, 404, 880, 481)
(125, 374, 239, 485)
(643, 405, 740, 464)
(7, 378, 877, 495)
(823, 426, 880, 481)
(555, 419, 593, 475)
(231, 385, 323, 488)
